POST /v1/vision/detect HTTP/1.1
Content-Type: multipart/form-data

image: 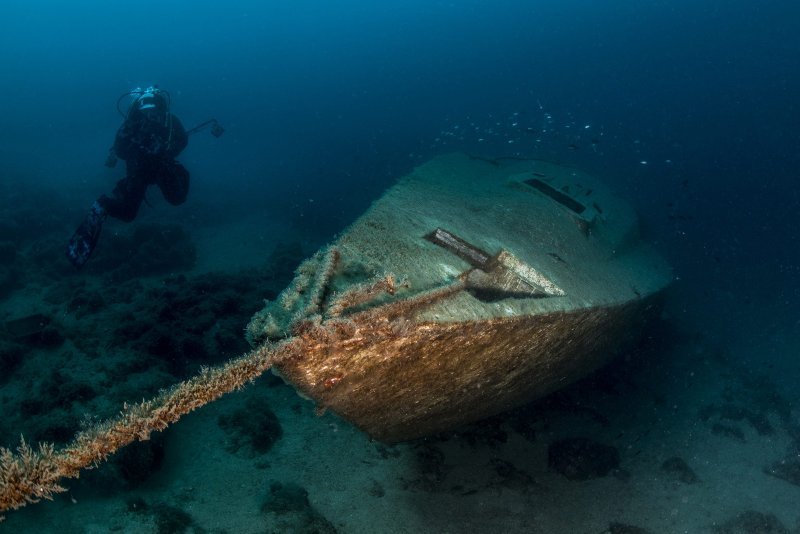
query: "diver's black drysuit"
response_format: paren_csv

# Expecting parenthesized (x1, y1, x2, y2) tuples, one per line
(67, 91, 191, 268)
(100, 109, 190, 221)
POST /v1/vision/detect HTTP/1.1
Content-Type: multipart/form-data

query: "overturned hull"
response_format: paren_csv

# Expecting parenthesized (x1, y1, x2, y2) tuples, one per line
(248, 153, 672, 442)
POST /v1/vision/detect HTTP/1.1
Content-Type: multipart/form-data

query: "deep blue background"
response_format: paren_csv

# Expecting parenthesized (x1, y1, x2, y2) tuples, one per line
(2, 0, 798, 333)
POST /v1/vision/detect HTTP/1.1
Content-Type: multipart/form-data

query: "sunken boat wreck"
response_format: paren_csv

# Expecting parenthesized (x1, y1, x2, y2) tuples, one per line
(245, 152, 672, 442)
(0, 152, 672, 516)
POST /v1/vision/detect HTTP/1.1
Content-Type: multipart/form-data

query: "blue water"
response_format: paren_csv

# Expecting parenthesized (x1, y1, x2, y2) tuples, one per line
(4, 0, 798, 303)
(2, 0, 799, 531)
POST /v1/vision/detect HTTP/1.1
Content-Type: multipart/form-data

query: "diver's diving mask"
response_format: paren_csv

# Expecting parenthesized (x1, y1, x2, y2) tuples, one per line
(133, 86, 167, 123)
(137, 86, 161, 110)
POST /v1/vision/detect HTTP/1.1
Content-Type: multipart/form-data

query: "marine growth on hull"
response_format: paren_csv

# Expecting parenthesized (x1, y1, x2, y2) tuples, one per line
(246, 153, 672, 442)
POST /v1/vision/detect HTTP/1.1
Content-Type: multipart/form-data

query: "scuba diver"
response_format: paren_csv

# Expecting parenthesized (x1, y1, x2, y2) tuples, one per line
(67, 86, 190, 268)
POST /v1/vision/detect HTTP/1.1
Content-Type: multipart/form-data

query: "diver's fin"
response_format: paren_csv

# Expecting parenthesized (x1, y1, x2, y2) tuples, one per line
(66, 201, 106, 268)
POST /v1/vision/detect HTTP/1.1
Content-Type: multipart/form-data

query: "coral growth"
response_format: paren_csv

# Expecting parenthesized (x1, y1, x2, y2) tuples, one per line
(0, 342, 281, 519)
(0, 439, 64, 515)
(328, 274, 405, 317)
(303, 246, 341, 316)
(247, 246, 340, 345)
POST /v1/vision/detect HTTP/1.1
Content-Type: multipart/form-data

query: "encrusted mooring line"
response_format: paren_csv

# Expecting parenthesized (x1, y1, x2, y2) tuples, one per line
(304, 246, 341, 317)
(327, 274, 408, 318)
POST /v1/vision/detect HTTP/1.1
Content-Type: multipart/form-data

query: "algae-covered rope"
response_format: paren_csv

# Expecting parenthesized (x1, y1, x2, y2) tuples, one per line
(0, 274, 466, 520)
(0, 342, 280, 520)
